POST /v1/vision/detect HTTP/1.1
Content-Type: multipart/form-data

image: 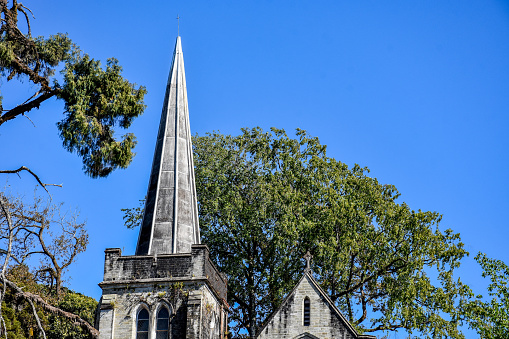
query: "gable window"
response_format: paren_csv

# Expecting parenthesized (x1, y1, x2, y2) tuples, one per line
(303, 297, 310, 326)
(156, 307, 170, 339)
(137, 308, 149, 339)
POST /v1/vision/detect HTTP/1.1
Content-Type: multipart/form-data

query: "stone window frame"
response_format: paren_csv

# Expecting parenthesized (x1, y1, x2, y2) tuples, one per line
(135, 304, 151, 339)
(155, 302, 172, 339)
(303, 296, 311, 326)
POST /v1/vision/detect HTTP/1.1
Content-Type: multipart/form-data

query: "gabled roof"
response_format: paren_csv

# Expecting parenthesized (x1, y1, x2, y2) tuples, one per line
(256, 269, 376, 339)
(136, 36, 200, 255)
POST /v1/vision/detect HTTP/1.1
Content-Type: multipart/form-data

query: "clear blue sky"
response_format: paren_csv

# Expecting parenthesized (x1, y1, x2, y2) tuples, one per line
(1, 0, 509, 336)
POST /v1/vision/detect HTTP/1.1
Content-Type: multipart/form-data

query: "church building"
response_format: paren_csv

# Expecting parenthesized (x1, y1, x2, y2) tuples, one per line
(96, 36, 376, 339)
(97, 36, 228, 339)
(256, 253, 375, 339)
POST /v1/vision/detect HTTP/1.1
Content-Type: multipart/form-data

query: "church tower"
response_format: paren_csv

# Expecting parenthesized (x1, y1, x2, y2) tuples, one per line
(97, 37, 228, 339)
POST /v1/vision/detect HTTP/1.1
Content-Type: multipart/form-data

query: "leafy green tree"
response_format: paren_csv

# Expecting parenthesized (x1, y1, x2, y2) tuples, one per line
(125, 128, 472, 337)
(0, 0, 146, 178)
(460, 253, 509, 338)
(191, 128, 470, 338)
(4, 265, 97, 339)
(47, 290, 97, 339)
(192, 128, 309, 337)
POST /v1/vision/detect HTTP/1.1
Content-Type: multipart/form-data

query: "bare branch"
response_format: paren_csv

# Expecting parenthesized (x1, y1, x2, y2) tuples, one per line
(0, 194, 14, 338)
(18, 3, 33, 19)
(15, 5, 30, 37)
(0, 166, 62, 192)
(22, 113, 36, 127)
(1, 316, 6, 339)
(27, 292, 46, 339)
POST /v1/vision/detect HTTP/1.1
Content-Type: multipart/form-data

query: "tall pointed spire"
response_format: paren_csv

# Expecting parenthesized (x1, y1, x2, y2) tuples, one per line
(136, 36, 200, 255)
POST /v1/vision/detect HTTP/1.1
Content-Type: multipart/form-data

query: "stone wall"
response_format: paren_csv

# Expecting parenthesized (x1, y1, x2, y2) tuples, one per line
(102, 245, 226, 300)
(257, 274, 373, 339)
(98, 245, 228, 339)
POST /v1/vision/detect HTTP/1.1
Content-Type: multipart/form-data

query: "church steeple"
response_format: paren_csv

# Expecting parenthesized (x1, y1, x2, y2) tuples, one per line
(136, 36, 200, 255)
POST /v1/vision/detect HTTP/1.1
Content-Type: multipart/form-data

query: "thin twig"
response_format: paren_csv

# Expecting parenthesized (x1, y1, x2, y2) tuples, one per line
(21, 113, 36, 127)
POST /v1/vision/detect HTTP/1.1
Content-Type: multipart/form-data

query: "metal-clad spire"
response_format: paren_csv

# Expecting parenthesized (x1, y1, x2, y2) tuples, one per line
(136, 36, 200, 255)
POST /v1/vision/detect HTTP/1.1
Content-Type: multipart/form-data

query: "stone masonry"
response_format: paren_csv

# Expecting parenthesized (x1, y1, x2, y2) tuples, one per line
(97, 36, 228, 338)
(256, 270, 375, 339)
(97, 245, 228, 339)
(136, 36, 200, 256)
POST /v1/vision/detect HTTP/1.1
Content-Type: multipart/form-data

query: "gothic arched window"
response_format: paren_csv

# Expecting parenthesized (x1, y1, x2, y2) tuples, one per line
(156, 306, 170, 339)
(303, 297, 310, 326)
(136, 308, 149, 339)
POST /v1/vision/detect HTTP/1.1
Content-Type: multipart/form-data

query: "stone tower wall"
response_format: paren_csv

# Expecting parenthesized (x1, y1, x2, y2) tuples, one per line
(97, 245, 227, 339)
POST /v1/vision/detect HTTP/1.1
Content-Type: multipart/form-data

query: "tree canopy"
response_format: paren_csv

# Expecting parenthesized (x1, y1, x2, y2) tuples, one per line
(123, 127, 472, 337)
(190, 127, 470, 338)
(460, 253, 509, 338)
(0, 0, 146, 178)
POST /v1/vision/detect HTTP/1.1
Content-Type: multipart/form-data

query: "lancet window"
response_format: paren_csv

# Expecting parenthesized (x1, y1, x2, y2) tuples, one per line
(156, 306, 170, 339)
(303, 297, 311, 326)
(136, 308, 150, 339)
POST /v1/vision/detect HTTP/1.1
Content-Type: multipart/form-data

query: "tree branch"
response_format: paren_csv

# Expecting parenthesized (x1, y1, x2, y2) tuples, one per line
(0, 166, 62, 192)
(0, 90, 57, 126)
(331, 257, 408, 300)
(2, 276, 98, 337)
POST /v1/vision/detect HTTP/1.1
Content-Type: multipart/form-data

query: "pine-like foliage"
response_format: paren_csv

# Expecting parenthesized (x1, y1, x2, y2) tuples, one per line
(0, 0, 146, 177)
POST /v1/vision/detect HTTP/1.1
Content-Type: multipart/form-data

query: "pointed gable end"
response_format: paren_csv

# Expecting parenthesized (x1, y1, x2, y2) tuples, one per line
(256, 271, 376, 339)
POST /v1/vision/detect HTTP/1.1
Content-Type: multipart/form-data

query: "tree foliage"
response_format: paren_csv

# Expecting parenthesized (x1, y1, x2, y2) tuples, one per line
(460, 253, 509, 338)
(3, 265, 97, 339)
(0, 191, 97, 338)
(0, 0, 146, 177)
(190, 127, 470, 338)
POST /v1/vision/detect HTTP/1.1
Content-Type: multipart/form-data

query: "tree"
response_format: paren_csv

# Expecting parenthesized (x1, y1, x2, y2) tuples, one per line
(125, 127, 471, 337)
(3, 264, 97, 339)
(0, 190, 97, 338)
(460, 253, 509, 338)
(1, 1, 146, 337)
(1, 190, 88, 296)
(0, 0, 146, 178)
(192, 128, 470, 338)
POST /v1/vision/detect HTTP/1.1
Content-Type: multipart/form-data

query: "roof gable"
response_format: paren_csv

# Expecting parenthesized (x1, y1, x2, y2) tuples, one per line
(256, 271, 376, 339)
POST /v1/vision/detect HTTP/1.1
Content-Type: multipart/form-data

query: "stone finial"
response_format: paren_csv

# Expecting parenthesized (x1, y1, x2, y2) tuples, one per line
(304, 251, 313, 272)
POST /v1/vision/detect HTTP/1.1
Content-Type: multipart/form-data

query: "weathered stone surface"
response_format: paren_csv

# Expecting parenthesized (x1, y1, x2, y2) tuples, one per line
(99, 36, 228, 339)
(136, 36, 200, 255)
(101, 246, 227, 301)
(256, 272, 376, 339)
(98, 246, 228, 339)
